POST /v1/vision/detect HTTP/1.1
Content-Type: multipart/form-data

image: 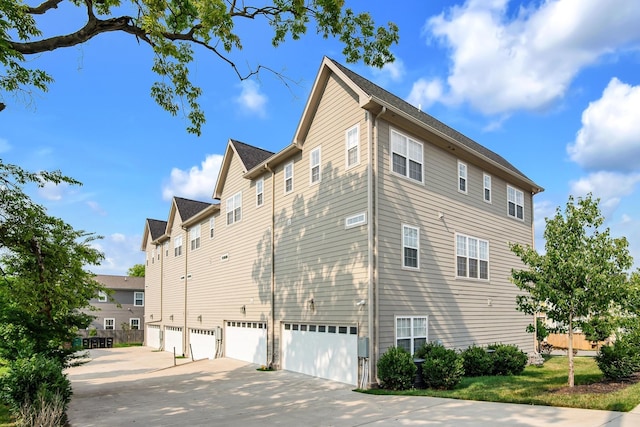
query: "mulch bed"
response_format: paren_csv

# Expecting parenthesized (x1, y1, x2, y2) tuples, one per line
(553, 373, 640, 394)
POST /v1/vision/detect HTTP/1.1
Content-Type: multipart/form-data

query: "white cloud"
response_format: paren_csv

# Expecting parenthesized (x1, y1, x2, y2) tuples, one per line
(0, 138, 11, 153)
(373, 58, 406, 83)
(91, 233, 145, 275)
(235, 80, 267, 117)
(38, 181, 69, 201)
(567, 78, 640, 171)
(87, 201, 107, 216)
(423, 0, 640, 114)
(569, 171, 640, 216)
(407, 78, 444, 110)
(162, 154, 222, 201)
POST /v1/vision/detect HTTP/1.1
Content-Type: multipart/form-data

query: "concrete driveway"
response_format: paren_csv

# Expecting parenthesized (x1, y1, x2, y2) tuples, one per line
(67, 347, 640, 427)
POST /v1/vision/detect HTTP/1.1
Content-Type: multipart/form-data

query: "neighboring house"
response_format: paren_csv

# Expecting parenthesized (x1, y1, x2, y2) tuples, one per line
(87, 274, 146, 332)
(141, 57, 543, 386)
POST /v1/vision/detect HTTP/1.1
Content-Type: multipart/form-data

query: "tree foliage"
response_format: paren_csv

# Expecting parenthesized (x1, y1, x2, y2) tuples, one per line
(0, 0, 399, 134)
(510, 194, 638, 387)
(0, 160, 105, 366)
(127, 263, 145, 277)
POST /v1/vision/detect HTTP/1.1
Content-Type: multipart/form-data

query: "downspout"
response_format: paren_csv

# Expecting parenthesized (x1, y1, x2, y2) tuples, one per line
(368, 106, 386, 386)
(266, 164, 276, 368)
(183, 227, 189, 357)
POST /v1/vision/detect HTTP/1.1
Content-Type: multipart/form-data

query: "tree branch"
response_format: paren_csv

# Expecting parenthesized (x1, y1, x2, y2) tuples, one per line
(27, 0, 64, 15)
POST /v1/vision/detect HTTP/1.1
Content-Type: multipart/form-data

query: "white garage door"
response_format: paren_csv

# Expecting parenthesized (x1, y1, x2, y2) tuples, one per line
(164, 326, 183, 355)
(225, 321, 267, 365)
(189, 328, 216, 360)
(146, 325, 161, 349)
(281, 323, 358, 385)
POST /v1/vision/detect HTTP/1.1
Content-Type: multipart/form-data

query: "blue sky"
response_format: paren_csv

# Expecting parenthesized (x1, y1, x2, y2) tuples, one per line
(2, 0, 640, 274)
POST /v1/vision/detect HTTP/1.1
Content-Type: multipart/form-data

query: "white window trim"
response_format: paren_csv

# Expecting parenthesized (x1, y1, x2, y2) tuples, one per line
(483, 173, 492, 203)
(455, 233, 490, 281)
(284, 162, 294, 194)
(226, 192, 242, 225)
(458, 161, 468, 194)
(395, 315, 428, 355)
(402, 224, 420, 270)
(97, 290, 107, 302)
(164, 241, 169, 257)
(310, 147, 321, 185)
(130, 318, 140, 330)
(104, 318, 115, 330)
(190, 224, 201, 251)
(134, 291, 145, 307)
(209, 217, 215, 239)
(256, 178, 264, 207)
(345, 212, 367, 229)
(507, 185, 525, 221)
(390, 128, 424, 184)
(174, 235, 183, 257)
(345, 124, 360, 169)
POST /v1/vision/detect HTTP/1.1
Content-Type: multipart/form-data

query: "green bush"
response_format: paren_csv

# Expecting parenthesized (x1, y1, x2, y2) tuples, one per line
(377, 346, 417, 390)
(461, 345, 493, 377)
(488, 343, 528, 376)
(596, 340, 640, 380)
(0, 354, 72, 423)
(415, 342, 464, 390)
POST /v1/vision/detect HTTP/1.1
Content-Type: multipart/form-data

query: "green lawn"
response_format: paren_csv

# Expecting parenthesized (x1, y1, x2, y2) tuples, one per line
(363, 356, 640, 412)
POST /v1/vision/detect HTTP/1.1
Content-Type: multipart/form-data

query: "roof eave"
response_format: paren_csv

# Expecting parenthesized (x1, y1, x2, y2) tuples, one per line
(182, 204, 220, 227)
(243, 144, 302, 179)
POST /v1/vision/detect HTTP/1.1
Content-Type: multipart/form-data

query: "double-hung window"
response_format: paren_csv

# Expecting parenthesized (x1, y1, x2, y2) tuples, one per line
(507, 186, 524, 220)
(391, 129, 423, 183)
(456, 234, 489, 280)
(483, 173, 492, 203)
(284, 162, 294, 193)
(97, 290, 107, 302)
(396, 316, 428, 354)
(256, 178, 264, 207)
(226, 192, 242, 225)
(402, 225, 419, 269)
(104, 318, 115, 330)
(164, 241, 169, 257)
(134, 292, 144, 307)
(458, 161, 467, 193)
(346, 125, 359, 168)
(130, 318, 140, 330)
(209, 217, 215, 238)
(174, 235, 183, 257)
(190, 224, 201, 250)
(310, 147, 321, 184)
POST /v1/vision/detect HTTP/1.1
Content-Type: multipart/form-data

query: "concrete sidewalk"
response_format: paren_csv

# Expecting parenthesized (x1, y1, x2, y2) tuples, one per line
(67, 347, 640, 426)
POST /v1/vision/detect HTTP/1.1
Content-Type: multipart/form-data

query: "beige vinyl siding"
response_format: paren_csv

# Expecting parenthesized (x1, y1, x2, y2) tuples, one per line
(162, 213, 188, 352)
(144, 238, 162, 325)
(273, 73, 369, 347)
(376, 120, 534, 355)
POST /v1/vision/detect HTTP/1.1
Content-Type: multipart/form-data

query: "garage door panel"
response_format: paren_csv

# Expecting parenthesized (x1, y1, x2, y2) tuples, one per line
(147, 325, 161, 349)
(225, 321, 267, 365)
(190, 329, 216, 360)
(164, 327, 183, 355)
(281, 323, 358, 385)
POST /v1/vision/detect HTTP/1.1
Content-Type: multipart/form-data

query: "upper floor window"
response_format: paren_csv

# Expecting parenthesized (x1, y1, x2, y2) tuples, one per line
(456, 234, 489, 280)
(134, 291, 144, 307)
(190, 224, 201, 250)
(396, 316, 427, 355)
(402, 225, 419, 269)
(458, 161, 467, 193)
(310, 147, 321, 184)
(346, 125, 360, 168)
(164, 241, 169, 257)
(391, 129, 423, 183)
(151, 248, 155, 264)
(209, 217, 215, 238)
(226, 192, 242, 225)
(174, 235, 183, 257)
(256, 178, 264, 207)
(483, 174, 492, 203)
(507, 186, 524, 220)
(97, 290, 107, 302)
(284, 162, 294, 193)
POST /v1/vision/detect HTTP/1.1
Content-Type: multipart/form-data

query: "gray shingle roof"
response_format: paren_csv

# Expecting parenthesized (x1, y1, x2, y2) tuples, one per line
(95, 274, 144, 291)
(231, 139, 274, 171)
(146, 218, 167, 240)
(174, 197, 213, 222)
(328, 58, 534, 184)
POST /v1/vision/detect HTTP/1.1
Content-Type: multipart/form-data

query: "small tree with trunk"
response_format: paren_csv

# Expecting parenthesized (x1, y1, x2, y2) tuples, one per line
(510, 194, 636, 387)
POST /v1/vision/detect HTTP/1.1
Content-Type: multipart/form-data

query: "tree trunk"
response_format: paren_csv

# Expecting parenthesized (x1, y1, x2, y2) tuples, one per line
(568, 316, 574, 387)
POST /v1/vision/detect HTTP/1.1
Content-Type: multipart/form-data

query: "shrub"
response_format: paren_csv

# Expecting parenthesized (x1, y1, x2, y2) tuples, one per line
(377, 346, 417, 390)
(0, 354, 72, 424)
(488, 343, 528, 376)
(415, 342, 464, 390)
(461, 345, 493, 377)
(596, 340, 640, 380)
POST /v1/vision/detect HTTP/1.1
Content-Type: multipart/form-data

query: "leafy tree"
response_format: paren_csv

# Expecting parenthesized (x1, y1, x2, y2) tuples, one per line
(0, 160, 106, 367)
(510, 194, 637, 387)
(0, 0, 399, 134)
(127, 263, 145, 277)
